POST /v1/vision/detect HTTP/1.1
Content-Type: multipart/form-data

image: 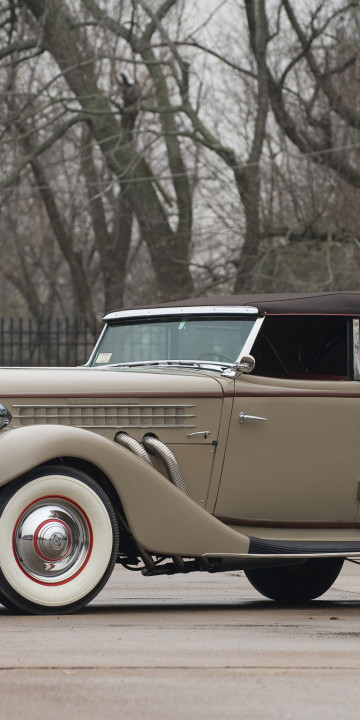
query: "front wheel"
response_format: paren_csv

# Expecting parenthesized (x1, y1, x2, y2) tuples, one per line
(0, 465, 119, 614)
(245, 557, 344, 603)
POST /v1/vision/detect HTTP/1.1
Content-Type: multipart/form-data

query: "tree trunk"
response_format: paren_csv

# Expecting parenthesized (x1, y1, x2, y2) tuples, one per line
(234, 167, 261, 293)
(24, 0, 194, 302)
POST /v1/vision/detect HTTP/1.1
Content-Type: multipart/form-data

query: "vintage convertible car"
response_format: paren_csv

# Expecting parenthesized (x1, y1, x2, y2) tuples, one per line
(1, 292, 360, 614)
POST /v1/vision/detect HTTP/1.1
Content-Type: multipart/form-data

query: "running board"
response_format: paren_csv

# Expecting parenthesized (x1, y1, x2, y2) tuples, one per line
(248, 537, 360, 555)
(203, 552, 360, 561)
(202, 537, 360, 567)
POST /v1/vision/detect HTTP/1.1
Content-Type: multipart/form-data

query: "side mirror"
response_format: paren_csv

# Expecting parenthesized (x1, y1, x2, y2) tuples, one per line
(236, 355, 255, 374)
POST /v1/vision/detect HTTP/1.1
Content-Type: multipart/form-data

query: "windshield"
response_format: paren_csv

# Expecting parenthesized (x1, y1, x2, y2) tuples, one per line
(89, 316, 256, 367)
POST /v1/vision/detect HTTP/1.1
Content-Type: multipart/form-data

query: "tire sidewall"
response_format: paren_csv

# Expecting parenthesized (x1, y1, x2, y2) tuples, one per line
(0, 469, 116, 608)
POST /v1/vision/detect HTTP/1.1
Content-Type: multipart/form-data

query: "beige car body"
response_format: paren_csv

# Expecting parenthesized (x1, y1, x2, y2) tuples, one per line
(2, 367, 360, 550)
(1, 292, 360, 612)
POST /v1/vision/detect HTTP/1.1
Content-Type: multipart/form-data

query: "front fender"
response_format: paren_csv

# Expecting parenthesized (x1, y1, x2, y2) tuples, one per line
(0, 425, 250, 557)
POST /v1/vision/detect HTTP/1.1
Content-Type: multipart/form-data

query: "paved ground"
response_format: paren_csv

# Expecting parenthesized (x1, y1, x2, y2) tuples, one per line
(1, 562, 360, 719)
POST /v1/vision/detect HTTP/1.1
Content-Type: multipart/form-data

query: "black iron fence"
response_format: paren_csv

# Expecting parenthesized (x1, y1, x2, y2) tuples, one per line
(0, 318, 100, 367)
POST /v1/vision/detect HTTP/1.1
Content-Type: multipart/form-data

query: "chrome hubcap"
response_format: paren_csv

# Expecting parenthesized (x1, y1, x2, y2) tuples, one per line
(34, 518, 71, 560)
(14, 498, 92, 584)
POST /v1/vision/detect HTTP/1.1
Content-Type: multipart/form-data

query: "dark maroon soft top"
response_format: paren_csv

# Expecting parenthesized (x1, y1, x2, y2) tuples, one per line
(120, 292, 360, 316)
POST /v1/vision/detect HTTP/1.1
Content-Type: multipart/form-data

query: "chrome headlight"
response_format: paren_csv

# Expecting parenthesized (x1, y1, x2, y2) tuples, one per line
(0, 403, 12, 429)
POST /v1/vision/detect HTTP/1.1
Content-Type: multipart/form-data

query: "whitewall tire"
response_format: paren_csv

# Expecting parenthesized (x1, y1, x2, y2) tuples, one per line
(0, 465, 119, 614)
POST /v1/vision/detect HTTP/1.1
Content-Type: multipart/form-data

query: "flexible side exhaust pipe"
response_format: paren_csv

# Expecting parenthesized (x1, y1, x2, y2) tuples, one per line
(114, 431, 188, 496)
(115, 432, 153, 465)
(143, 435, 189, 495)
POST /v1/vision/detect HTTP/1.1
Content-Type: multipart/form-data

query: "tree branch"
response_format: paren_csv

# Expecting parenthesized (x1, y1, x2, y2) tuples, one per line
(282, 0, 360, 129)
(0, 36, 40, 60)
(0, 113, 88, 188)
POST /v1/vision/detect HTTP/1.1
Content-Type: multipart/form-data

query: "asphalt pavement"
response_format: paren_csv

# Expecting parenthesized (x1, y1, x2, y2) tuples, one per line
(1, 563, 360, 719)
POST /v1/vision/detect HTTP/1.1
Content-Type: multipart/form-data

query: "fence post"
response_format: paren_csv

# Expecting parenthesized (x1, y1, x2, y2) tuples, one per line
(10, 318, 14, 367)
(0, 317, 3, 365)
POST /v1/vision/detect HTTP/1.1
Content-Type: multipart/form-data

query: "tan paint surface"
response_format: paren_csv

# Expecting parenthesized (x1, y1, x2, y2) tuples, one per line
(0, 424, 249, 557)
(217, 394, 360, 523)
(2, 364, 360, 552)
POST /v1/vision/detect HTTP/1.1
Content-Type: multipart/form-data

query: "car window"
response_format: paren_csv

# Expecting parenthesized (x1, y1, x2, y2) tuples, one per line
(251, 316, 350, 379)
(90, 316, 256, 366)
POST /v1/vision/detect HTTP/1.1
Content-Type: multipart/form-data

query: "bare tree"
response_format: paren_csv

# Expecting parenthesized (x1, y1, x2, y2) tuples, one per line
(21, 0, 194, 300)
(0, 0, 196, 320)
(264, 1, 360, 201)
(1, 0, 360, 323)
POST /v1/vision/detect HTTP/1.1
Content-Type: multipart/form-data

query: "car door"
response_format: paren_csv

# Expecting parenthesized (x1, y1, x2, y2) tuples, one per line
(215, 374, 360, 526)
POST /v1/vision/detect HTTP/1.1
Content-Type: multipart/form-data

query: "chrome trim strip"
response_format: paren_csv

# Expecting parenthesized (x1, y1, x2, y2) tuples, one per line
(85, 324, 107, 366)
(103, 305, 259, 321)
(12, 403, 196, 409)
(236, 316, 264, 362)
(353, 319, 360, 380)
(203, 551, 360, 560)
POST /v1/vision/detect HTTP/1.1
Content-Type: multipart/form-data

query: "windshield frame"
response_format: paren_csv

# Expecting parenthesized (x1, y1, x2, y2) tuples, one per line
(86, 307, 263, 370)
(103, 304, 258, 322)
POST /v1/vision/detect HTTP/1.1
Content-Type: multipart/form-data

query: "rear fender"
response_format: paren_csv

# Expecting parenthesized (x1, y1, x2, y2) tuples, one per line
(0, 425, 250, 557)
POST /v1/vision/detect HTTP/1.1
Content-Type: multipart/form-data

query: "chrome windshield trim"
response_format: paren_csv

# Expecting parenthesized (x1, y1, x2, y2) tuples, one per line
(85, 325, 107, 366)
(103, 305, 259, 321)
(353, 319, 360, 380)
(235, 317, 264, 362)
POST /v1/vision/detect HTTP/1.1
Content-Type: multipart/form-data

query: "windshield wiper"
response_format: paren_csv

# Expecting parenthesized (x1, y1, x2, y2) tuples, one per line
(103, 359, 231, 371)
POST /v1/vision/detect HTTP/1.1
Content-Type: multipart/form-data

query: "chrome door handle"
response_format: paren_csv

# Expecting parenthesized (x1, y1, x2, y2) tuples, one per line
(187, 430, 211, 439)
(239, 412, 268, 424)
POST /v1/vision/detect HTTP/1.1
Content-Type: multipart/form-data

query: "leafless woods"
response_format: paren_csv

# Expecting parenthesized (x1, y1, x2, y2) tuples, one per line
(1, 0, 360, 322)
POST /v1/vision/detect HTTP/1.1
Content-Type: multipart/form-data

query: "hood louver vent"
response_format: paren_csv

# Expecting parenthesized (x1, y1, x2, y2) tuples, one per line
(14, 403, 196, 429)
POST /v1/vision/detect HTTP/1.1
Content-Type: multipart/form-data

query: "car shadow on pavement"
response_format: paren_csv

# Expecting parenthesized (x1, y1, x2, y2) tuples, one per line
(78, 597, 360, 614)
